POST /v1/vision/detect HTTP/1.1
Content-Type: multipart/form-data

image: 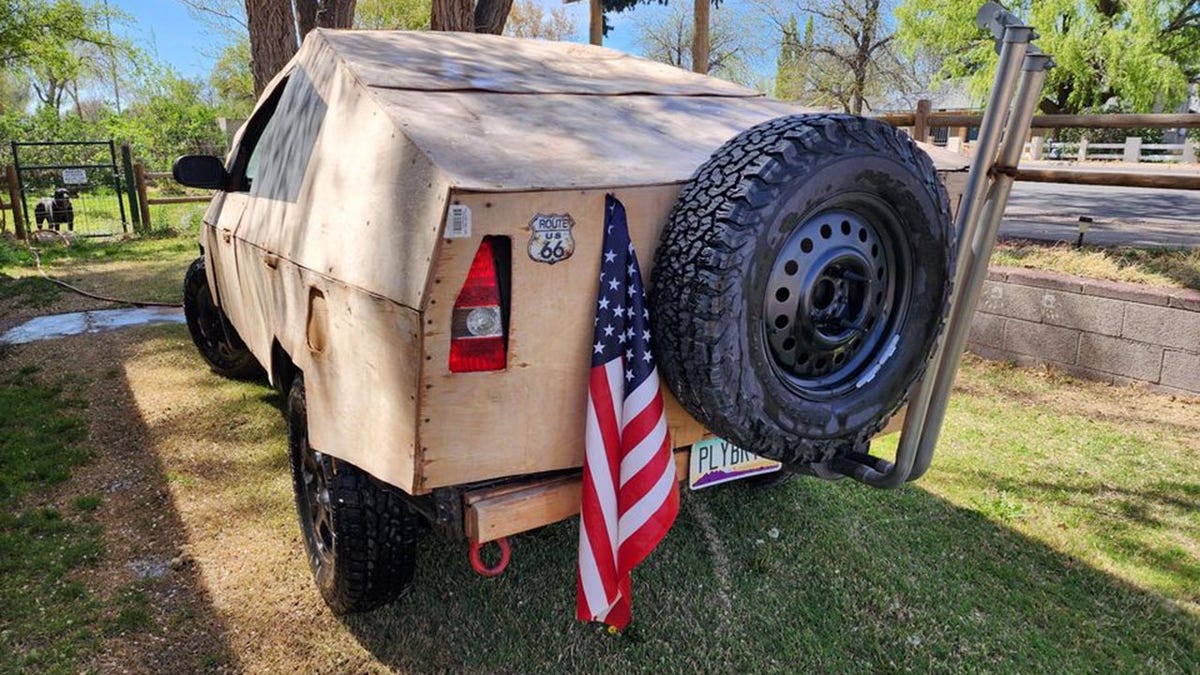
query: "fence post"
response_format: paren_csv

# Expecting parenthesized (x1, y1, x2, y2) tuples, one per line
(1183, 139, 1196, 164)
(1077, 138, 1088, 162)
(1029, 135, 1044, 160)
(1123, 136, 1142, 163)
(5, 165, 25, 240)
(134, 163, 152, 231)
(913, 98, 932, 143)
(121, 144, 142, 233)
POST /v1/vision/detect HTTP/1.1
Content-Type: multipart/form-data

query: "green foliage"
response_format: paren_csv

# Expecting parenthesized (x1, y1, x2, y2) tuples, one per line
(896, 0, 1200, 114)
(355, 0, 430, 29)
(210, 39, 255, 118)
(0, 0, 112, 67)
(774, 14, 812, 100)
(106, 67, 226, 169)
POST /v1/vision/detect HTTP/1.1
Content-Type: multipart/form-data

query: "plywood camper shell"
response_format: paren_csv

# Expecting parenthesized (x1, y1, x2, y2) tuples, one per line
(203, 31, 968, 524)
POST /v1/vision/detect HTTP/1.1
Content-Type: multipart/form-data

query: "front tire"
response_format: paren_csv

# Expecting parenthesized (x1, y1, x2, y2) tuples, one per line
(182, 256, 260, 379)
(287, 373, 420, 614)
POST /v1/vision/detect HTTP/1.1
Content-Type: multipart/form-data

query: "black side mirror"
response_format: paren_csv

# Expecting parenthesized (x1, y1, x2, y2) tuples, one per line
(173, 155, 230, 190)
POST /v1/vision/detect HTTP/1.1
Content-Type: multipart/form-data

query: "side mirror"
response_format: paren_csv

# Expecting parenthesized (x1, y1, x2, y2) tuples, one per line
(172, 155, 229, 190)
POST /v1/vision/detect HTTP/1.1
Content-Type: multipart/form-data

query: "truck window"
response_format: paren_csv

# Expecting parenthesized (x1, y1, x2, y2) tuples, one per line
(227, 76, 289, 192)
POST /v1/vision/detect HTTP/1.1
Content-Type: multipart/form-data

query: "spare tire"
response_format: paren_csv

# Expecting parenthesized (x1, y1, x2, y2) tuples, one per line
(651, 114, 955, 465)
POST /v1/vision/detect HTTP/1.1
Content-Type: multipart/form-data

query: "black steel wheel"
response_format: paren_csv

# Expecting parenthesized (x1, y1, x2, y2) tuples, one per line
(652, 114, 955, 466)
(182, 256, 260, 379)
(287, 373, 420, 614)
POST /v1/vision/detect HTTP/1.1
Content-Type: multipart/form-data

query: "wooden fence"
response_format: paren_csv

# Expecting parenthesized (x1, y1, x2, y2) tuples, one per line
(134, 166, 212, 230)
(881, 102, 1200, 190)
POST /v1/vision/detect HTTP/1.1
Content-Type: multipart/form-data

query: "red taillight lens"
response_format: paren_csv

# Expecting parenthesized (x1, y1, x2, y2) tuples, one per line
(449, 237, 509, 372)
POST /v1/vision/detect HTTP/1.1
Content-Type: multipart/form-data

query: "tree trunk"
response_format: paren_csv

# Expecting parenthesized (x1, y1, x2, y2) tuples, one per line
(317, 0, 358, 29)
(691, 0, 710, 74)
(474, 0, 512, 34)
(245, 0, 298, 96)
(431, 0, 474, 31)
(296, 0, 318, 36)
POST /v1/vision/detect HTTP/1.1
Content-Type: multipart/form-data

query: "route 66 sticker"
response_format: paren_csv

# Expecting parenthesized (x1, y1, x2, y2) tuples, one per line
(527, 213, 575, 264)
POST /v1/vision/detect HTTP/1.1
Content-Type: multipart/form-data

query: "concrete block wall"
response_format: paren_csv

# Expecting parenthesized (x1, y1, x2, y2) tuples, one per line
(967, 266, 1200, 397)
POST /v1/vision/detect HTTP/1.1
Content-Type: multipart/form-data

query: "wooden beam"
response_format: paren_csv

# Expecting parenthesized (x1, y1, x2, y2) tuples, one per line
(146, 195, 213, 205)
(134, 163, 152, 230)
(589, 0, 602, 45)
(5, 165, 25, 240)
(691, 0, 710, 74)
(912, 99, 932, 143)
(878, 111, 1200, 130)
(1015, 168, 1200, 190)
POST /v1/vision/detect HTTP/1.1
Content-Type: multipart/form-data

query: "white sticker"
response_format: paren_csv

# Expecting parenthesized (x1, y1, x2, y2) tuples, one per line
(61, 168, 87, 185)
(446, 204, 471, 239)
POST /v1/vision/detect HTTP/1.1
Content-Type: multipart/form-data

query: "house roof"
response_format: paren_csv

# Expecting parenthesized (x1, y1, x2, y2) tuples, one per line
(308, 30, 967, 191)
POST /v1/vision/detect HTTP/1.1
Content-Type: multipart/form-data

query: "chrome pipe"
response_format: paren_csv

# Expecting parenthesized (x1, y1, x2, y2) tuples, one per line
(907, 52, 1054, 481)
(854, 19, 1034, 489)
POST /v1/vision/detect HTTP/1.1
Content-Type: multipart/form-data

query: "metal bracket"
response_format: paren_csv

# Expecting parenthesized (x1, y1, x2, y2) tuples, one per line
(833, 3, 1055, 488)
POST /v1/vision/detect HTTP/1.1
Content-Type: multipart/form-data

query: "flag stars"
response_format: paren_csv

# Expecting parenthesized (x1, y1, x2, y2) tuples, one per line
(642, 351, 653, 363)
(598, 297, 610, 310)
(604, 250, 617, 263)
(642, 329, 651, 342)
(613, 306, 625, 318)
(603, 324, 615, 337)
(608, 278, 620, 291)
(594, 341, 604, 355)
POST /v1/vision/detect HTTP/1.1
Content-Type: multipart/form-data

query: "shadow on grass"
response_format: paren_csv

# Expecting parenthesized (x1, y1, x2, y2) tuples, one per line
(0, 327, 239, 672)
(343, 477, 1198, 673)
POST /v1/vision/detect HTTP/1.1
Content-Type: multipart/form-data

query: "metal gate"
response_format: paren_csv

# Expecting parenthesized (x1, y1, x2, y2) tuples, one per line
(10, 140, 129, 236)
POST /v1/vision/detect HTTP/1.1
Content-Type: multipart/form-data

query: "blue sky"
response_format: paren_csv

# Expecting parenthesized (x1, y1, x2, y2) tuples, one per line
(107, 0, 675, 81)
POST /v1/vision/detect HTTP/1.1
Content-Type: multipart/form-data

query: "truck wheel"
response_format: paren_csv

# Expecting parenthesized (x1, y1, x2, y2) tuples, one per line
(287, 373, 420, 614)
(651, 114, 955, 465)
(182, 256, 260, 379)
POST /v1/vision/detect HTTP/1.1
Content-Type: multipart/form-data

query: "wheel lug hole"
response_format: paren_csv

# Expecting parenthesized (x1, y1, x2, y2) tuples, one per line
(775, 287, 790, 302)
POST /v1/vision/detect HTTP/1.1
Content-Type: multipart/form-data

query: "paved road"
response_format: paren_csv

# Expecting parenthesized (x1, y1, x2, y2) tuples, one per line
(998, 175, 1200, 248)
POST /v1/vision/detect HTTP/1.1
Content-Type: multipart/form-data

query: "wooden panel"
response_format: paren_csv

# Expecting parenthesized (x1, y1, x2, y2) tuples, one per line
(418, 185, 685, 490)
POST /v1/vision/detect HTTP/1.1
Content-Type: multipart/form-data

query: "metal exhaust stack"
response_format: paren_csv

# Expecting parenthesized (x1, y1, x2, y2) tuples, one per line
(832, 2, 1054, 487)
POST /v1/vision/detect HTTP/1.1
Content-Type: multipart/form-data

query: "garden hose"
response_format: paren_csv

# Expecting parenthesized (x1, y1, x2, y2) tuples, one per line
(25, 238, 182, 309)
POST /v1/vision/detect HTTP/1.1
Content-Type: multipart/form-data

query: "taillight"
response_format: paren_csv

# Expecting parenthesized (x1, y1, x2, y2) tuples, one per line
(449, 236, 510, 372)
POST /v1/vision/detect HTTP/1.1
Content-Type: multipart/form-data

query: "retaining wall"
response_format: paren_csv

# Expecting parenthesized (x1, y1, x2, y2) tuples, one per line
(967, 266, 1200, 397)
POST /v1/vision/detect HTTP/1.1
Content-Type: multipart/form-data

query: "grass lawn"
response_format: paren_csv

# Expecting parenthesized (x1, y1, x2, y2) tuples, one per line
(993, 239, 1200, 290)
(0, 231, 198, 325)
(0, 238, 1196, 672)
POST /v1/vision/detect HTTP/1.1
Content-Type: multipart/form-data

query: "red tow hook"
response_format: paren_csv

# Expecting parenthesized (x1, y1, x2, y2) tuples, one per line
(469, 537, 511, 577)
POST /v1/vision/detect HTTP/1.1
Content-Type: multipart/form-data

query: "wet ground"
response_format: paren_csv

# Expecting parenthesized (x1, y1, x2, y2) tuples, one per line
(0, 307, 186, 346)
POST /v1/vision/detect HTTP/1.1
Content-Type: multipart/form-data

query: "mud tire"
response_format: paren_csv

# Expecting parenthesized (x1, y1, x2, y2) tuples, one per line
(182, 256, 261, 379)
(287, 374, 420, 614)
(651, 114, 955, 465)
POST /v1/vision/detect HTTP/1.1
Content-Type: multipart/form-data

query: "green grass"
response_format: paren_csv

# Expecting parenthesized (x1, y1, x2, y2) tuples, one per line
(993, 239, 1200, 290)
(0, 373, 104, 672)
(0, 235, 1195, 672)
(0, 232, 197, 312)
(333, 358, 1199, 673)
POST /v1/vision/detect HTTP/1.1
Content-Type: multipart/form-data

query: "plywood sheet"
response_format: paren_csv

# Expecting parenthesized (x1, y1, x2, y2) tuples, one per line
(319, 29, 757, 97)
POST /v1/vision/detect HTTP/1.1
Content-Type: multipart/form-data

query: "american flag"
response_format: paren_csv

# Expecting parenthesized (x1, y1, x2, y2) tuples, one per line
(576, 194, 679, 630)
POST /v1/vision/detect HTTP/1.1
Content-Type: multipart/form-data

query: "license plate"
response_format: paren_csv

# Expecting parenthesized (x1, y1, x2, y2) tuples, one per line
(688, 437, 781, 490)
